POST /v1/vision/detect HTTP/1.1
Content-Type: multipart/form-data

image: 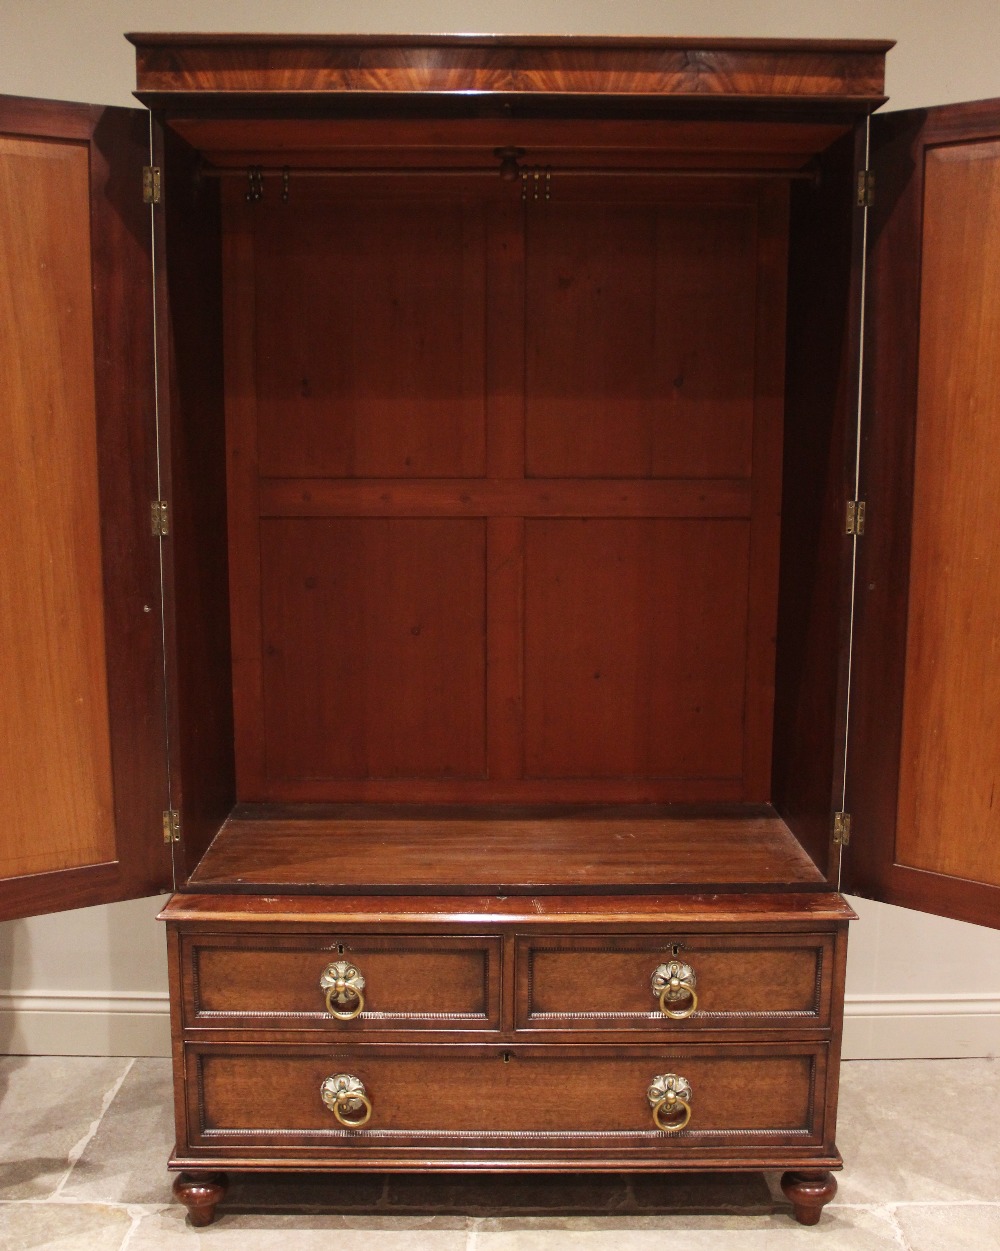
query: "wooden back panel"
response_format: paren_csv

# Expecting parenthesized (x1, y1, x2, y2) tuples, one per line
(224, 170, 788, 805)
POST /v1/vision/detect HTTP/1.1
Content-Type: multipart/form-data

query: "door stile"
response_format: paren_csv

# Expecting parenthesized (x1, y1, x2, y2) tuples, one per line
(147, 111, 180, 889)
(834, 115, 873, 890)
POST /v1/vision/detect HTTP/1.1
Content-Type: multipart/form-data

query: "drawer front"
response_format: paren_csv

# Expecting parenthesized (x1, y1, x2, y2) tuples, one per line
(185, 1042, 829, 1154)
(516, 934, 836, 1032)
(182, 934, 501, 1031)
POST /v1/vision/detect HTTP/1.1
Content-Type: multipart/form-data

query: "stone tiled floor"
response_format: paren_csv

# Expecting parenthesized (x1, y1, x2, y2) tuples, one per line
(0, 1056, 997, 1249)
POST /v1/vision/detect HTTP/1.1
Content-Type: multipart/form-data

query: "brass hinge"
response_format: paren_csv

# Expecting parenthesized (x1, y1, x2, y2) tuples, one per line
(846, 499, 866, 536)
(856, 169, 875, 208)
(150, 500, 169, 537)
(142, 165, 161, 205)
(833, 811, 852, 847)
(162, 809, 181, 845)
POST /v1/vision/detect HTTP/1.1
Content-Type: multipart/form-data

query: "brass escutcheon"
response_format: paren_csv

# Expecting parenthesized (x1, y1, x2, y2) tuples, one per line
(320, 960, 366, 1020)
(647, 1072, 693, 1132)
(651, 960, 698, 1019)
(320, 1073, 373, 1127)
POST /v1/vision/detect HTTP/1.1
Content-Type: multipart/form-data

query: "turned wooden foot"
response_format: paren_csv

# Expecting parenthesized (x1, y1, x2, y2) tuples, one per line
(780, 1169, 837, 1225)
(173, 1171, 228, 1227)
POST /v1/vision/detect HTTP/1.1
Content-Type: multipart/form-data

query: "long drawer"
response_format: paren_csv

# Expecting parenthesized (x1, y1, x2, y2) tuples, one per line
(184, 1041, 831, 1156)
(515, 933, 836, 1032)
(180, 933, 502, 1032)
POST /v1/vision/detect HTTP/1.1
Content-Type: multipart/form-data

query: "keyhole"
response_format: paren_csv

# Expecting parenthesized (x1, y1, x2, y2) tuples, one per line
(502, 1051, 512, 1064)
(671, 944, 681, 957)
(337, 944, 345, 955)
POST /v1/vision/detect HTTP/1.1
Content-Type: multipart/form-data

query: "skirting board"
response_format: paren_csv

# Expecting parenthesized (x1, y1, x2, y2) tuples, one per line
(0, 991, 170, 1058)
(841, 993, 1000, 1060)
(0, 990, 998, 1059)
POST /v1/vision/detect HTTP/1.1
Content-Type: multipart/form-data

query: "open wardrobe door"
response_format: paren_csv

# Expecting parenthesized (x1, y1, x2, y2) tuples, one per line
(844, 99, 1000, 929)
(0, 95, 172, 920)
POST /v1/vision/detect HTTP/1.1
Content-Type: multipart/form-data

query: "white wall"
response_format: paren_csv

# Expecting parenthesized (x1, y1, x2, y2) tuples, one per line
(1, 0, 999, 1059)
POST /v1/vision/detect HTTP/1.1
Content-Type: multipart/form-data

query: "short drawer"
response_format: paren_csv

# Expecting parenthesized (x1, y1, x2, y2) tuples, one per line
(515, 933, 837, 1032)
(181, 933, 501, 1031)
(184, 1041, 831, 1155)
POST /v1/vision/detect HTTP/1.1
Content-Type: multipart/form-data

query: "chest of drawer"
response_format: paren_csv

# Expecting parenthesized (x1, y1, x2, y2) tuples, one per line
(183, 1040, 832, 1158)
(515, 933, 836, 1032)
(180, 933, 501, 1032)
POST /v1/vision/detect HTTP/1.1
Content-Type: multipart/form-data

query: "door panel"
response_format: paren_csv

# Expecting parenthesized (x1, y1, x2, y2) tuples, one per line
(0, 96, 171, 920)
(0, 133, 116, 879)
(847, 100, 1000, 928)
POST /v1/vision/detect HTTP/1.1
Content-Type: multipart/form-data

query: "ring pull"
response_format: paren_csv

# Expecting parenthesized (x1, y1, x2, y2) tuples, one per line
(651, 960, 698, 1020)
(320, 1073, 373, 1127)
(320, 960, 366, 1020)
(648, 1073, 693, 1133)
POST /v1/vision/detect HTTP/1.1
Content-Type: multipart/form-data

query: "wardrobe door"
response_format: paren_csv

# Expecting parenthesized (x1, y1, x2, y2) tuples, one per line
(846, 99, 1000, 928)
(0, 95, 171, 920)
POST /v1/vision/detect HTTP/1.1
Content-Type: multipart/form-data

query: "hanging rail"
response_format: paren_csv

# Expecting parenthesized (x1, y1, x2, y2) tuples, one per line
(202, 148, 819, 202)
(201, 163, 819, 182)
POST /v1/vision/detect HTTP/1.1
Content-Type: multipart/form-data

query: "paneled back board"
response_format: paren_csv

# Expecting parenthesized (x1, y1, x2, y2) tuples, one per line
(224, 171, 788, 804)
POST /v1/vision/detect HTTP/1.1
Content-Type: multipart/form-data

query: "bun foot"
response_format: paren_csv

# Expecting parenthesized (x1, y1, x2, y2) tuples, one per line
(173, 1171, 228, 1227)
(780, 1169, 837, 1225)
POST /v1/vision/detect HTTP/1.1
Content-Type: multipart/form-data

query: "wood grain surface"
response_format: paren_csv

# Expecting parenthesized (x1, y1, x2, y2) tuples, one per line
(161, 890, 856, 927)
(847, 99, 1000, 929)
(894, 136, 1000, 890)
(128, 35, 890, 107)
(166, 117, 852, 172)
(518, 933, 833, 1030)
(0, 96, 170, 918)
(186, 1041, 826, 1145)
(771, 129, 863, 882)
(155, 120, 236, 881)
(182, 933, 501, 1030)
(224, 174, 787, 806)
(185, 806, 825, 893)
(0, 132, 114, 880)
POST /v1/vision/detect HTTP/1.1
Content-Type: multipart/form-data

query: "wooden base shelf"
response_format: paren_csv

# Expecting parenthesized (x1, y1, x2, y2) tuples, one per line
(185, 805, 826, 895)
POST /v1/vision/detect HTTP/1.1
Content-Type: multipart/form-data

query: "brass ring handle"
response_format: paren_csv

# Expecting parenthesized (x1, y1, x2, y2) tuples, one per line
(651, 1092, 692, 1133)
(658, 982, 698, 1020)
(324, 984, 365, 1020)
(321, 1074, 372, 1127)
(648, 1072, 692, 1133)
(320, 961, 366, 1020)
(332, 1089, 373, 1128)
(651, 961, 698, 1020)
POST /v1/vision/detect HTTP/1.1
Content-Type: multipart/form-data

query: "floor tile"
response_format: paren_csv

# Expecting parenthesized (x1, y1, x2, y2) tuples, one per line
(896, 1203, 1000, 1250)
(0, 1056, 131, 1200)
(837, 1058, 1000, 1203)
(473, 1205, 902, 1247)
(59, 1058, 174, 1205)
(127, 1206, 468, 1248)
(0, 1200, 133, 1250)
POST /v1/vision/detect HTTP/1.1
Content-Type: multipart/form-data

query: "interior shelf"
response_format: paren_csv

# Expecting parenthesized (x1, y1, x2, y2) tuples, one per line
(186, 804, 826, 895)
